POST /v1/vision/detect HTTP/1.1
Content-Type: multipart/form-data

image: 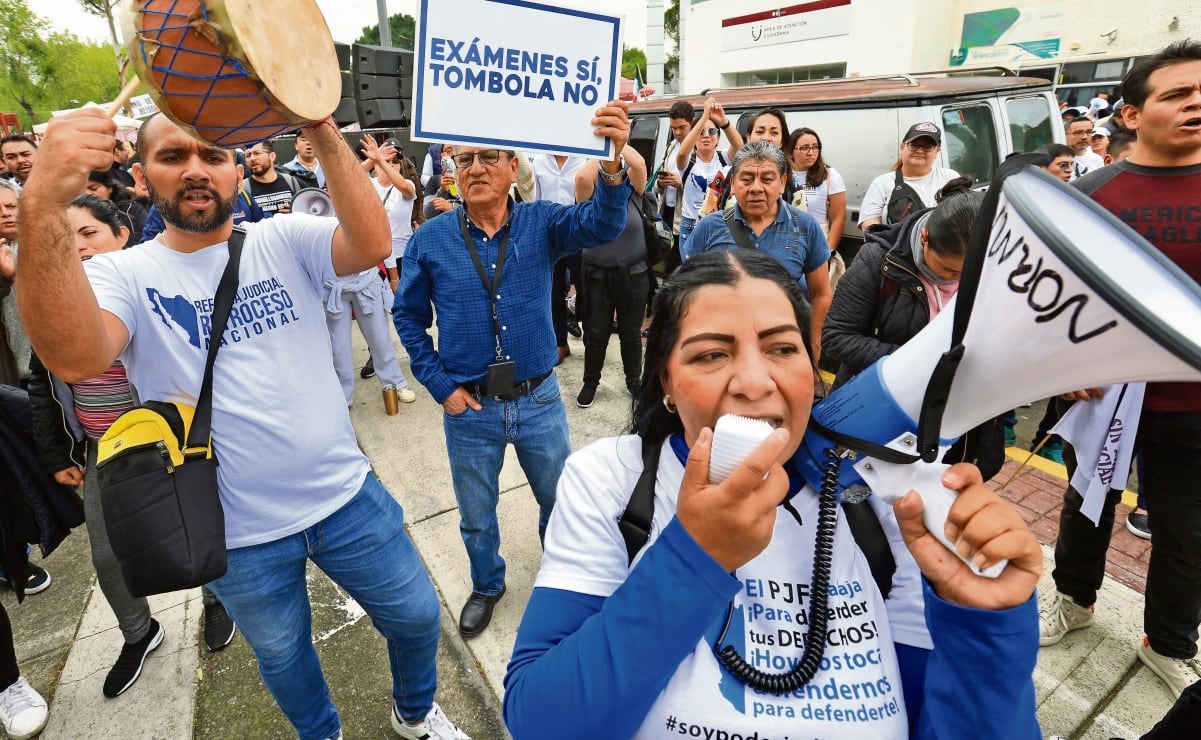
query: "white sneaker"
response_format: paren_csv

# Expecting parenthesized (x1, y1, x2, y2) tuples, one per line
(1039, 592, 1095, 646)
(391, 701, 470, 739)
(0, 677, 48, 740)
(397, 387, 417, 403)
(1138, 637, 1201, 699)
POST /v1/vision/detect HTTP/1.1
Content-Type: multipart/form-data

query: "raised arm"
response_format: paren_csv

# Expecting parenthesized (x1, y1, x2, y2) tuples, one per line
(306, 121, 391, 276)
(360, 135, 416, 198)
(675, 105, 710, 170)
(704, 99, 743, 162)
(16, 110, 129, 382)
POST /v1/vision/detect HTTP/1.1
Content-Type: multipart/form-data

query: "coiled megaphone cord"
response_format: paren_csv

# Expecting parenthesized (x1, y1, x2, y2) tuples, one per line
(712, 448, 841, 695)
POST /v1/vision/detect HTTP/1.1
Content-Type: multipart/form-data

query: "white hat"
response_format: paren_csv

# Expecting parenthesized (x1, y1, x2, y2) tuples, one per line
(1092, 126, 1112, 138)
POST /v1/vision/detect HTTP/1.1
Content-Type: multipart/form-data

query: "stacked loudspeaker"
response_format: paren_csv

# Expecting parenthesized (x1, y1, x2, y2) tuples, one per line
(353, 44, 414, 129)
(332, 43, 357, 127)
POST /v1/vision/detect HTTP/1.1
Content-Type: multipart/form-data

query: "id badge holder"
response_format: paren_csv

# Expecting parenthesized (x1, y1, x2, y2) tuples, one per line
(485, 360, 516, 396)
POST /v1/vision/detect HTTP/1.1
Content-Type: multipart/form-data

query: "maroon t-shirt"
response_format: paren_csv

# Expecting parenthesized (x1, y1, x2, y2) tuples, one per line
(1075, 160, 1201, 412)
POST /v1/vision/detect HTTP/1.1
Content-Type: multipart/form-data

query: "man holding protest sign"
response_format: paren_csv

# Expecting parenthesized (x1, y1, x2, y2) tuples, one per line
(393, 98, 633, 637)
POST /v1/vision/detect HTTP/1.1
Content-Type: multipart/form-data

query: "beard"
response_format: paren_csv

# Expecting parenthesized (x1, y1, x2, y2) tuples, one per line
(148, 181, 238, 233)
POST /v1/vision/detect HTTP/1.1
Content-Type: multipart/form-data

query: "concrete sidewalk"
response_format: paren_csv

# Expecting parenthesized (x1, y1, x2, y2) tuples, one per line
(3, 333, 1184, 739)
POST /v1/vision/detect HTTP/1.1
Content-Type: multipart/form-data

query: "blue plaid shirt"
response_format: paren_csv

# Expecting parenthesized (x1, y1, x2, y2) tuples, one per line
(394, 176, 631, 403)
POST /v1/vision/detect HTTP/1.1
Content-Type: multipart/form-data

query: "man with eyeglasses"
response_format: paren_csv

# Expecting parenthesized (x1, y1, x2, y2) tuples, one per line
(393, 100, 633, 639)
(858, 122, 959, 230)
(0, 136, 37, 191)
(1064, 116, 1105, 180)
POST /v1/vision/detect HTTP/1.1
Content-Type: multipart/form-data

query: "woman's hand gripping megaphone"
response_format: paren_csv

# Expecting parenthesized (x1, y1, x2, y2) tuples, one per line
(893, 464, 1042, 610)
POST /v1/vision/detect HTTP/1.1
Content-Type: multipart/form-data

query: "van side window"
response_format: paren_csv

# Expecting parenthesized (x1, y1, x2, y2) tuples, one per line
(1007, 97, 1056, 154)
(941, 105, 998, 187)
(629, 117, 662, 169)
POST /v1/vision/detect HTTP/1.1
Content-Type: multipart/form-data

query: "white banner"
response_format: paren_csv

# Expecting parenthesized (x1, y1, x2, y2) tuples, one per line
(721, 0, 851, 52)
(412, 0, 622, 159)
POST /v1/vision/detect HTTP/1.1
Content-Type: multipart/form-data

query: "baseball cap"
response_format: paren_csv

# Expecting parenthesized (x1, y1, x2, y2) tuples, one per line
(902, 122, 941, 145)
(1092, 126, 1111, 138)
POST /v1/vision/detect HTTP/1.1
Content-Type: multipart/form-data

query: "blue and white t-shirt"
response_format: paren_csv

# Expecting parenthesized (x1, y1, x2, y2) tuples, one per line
(537, 435, 920, 739)
(84, 214, 370, 548)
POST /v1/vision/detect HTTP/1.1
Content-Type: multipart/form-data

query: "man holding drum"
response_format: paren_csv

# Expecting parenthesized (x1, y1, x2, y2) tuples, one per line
(15, 111, 469, 740)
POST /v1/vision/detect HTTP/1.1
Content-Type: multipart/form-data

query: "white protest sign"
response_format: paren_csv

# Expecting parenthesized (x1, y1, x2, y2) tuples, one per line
(412, 0, 622, 159)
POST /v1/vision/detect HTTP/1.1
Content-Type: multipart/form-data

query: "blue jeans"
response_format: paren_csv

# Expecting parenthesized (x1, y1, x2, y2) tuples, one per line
(207, 473, 439, 739)
(678, 216, 697, 253)
(443, 373, 570, 595)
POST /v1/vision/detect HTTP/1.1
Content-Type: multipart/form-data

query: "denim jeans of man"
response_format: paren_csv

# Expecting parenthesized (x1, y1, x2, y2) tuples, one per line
(443, 373, 570, 595)
(1053, 410, 1201, 659)
(207, 473, 439, 740)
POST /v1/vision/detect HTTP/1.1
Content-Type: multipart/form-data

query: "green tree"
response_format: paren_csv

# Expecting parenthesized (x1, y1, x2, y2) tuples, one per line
(664, 0, 680, 85)
(0, 0, 122, 128)
(0, 0, 55, 125)
(621, 46, 647, 81)
(356, 13, 416, 49)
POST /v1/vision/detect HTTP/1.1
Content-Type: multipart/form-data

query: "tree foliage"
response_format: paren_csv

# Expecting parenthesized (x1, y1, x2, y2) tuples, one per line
(356, 12, 417, 49)
(76, 0, 126, 80)
(621, 47, 647, 81)
(664, 0, 680, 85)
(0, 0, 122, 128)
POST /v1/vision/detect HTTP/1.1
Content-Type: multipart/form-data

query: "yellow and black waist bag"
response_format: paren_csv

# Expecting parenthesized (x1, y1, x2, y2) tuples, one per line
(95, 228, 244, 598)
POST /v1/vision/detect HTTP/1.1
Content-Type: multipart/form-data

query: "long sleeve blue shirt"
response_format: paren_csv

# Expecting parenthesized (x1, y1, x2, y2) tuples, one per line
(393, 175, 630, 403)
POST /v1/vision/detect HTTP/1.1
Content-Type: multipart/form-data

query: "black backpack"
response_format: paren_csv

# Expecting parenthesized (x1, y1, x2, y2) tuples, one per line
(885, 168, 925, 224)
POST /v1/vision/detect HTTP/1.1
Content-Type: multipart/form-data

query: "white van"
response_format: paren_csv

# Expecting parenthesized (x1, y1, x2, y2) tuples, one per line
(627, 71, 1064, 255)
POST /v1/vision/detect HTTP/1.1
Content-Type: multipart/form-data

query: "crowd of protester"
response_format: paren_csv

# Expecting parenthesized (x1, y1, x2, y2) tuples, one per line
(0, 39, 1198, 740)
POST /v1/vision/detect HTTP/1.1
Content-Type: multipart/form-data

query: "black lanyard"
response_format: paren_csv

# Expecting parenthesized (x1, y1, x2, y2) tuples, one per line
(457, 209, 510, 361)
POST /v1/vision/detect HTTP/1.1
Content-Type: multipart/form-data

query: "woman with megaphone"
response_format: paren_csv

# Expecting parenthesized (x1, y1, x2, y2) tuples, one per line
(503, 249, 1042, 739)
(822, 177, 1007, 481)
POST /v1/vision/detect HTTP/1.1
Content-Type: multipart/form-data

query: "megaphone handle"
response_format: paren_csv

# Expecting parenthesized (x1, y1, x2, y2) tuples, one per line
(918, 482, 1007, 579)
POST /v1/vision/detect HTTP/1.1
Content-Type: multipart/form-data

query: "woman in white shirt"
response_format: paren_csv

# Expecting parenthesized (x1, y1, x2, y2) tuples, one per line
(787, 127, 847, 254)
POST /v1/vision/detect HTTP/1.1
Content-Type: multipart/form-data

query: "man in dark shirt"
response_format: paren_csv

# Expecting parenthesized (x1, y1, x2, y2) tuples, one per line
(393, 99, 632, 638)
(245, 141, 301, 218)
(1042, 40, 1201, 699)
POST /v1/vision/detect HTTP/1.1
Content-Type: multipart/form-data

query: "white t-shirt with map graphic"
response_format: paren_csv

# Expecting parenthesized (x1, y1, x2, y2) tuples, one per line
(84, 214, 370, 549)
(537, 435, 917, 739)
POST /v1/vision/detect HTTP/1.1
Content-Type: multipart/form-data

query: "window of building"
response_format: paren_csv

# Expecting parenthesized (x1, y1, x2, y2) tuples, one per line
(941, 104, 999, 187)
(732, 63, 847, 87)
(1007, 96, 1056, 154)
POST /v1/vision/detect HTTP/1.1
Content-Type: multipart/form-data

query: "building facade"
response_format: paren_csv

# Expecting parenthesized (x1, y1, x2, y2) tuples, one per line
(675, 0, 1195, 100)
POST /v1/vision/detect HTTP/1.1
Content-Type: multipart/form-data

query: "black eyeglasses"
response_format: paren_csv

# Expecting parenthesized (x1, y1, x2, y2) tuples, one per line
(905, 141, 937, 152)
(452, 149, 505, 169)
(793, 144, 821, 153)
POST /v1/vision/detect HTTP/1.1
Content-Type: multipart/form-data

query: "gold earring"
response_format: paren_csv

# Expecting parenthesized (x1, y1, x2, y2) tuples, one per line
(662, 395, 677, 414)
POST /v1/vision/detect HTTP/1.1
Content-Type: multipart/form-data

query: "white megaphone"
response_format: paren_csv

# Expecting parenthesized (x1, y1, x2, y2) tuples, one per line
(796, 159, 1201, 577)
(291, 188, 334, 217)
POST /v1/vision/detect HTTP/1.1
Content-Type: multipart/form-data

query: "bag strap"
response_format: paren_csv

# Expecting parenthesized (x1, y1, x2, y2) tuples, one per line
(185, 227, 245, 456)
(620, 437, 661, 566)
(723, 208, 757, 251)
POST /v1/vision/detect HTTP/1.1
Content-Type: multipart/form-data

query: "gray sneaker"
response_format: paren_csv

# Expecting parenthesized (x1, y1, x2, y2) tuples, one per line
(391, 701, 470, 740)
(1039, 592, 1095, 646)
(1138, 638, 1201, 699)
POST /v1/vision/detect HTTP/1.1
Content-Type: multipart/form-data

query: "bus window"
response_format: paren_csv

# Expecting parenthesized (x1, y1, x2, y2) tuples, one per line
(941, 104, 998, 187)
(1007, 96, 1056, 153)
